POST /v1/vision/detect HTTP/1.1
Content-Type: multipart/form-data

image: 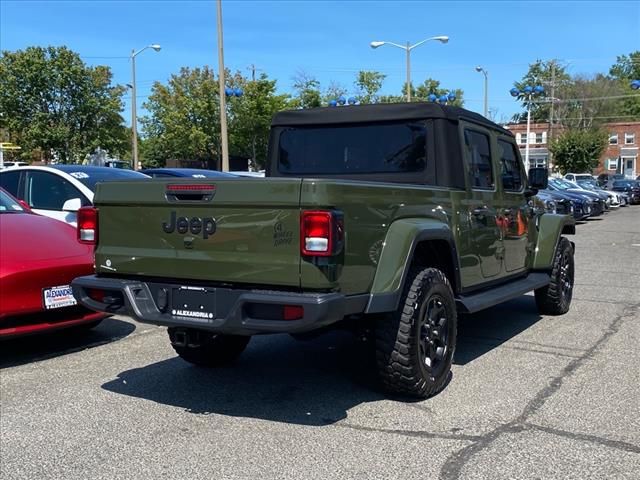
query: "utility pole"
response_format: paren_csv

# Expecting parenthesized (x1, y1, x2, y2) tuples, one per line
(248, 64, 261, 81)
(548, 61, 556, 171)
(216, 0, 229, 172)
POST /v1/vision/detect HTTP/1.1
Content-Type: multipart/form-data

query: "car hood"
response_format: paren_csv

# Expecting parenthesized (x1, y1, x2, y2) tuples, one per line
(566, 188, 604, 200)
(0, 213, 94, 265)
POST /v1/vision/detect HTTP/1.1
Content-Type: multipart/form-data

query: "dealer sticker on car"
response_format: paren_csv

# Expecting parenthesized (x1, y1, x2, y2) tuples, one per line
(43, 285, 77, 310)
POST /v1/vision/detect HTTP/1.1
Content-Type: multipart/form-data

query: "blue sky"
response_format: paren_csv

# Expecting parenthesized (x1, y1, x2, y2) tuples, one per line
(1, 0, 638, 124)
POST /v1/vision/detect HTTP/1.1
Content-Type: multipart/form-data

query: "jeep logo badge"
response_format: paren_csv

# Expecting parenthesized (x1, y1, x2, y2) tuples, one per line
(162, 211, 217, 239)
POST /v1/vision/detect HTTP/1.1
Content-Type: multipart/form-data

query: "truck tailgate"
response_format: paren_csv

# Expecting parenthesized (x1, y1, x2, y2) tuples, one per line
(93, 178, 302, 287)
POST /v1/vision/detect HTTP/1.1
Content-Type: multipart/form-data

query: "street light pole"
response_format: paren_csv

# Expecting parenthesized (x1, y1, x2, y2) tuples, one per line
(475, 66, 488, 117)
(525, 101, 532, 172)
(406, 42, 411, 101)
(217, 0, 230, 172)
(370, 36, 449, 103)
(510, 85, 544, 173)
(130, 44, 161, 170)
(131, 50, 137, 170)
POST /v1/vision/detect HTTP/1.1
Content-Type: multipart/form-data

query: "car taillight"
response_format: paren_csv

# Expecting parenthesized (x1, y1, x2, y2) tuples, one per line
(78, 206, 98, 245)
(301, 210, 344, 257)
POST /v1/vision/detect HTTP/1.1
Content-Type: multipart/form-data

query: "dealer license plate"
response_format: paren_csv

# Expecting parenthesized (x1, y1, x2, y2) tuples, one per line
(43, 285, 77, 310)
(171, 287, 216, 319)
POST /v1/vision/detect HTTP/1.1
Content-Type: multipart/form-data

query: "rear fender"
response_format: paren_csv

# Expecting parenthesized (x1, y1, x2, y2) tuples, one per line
(365, 218, 459, 314)
(532, 214, 575, 270)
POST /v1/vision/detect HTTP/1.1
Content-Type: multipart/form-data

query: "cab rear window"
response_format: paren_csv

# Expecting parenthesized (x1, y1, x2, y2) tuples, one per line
(277, 121, 427, 175)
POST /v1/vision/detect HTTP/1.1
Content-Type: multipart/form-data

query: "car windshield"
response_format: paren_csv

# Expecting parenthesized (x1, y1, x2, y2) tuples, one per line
(612, 180, 633, 188)
(0, 189, 25, 213)
(576, 180, 600, 190)
(549, 178, 574, 190)
(61, 169, 149, 192)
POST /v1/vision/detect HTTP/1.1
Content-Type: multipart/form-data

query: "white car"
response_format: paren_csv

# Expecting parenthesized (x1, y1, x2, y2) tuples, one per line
(0, 165, 149, 226)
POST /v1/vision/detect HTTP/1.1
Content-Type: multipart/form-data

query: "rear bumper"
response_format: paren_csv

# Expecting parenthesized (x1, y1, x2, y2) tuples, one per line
(72, 275, 365, 335)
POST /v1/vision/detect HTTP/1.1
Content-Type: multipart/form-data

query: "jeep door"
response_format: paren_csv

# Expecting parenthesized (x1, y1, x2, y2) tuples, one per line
(460, 123, 502, 279)
(496, 137, 531, 274)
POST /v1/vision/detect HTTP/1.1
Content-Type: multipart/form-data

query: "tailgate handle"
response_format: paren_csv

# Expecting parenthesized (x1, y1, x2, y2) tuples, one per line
(166, 184, 216, 202)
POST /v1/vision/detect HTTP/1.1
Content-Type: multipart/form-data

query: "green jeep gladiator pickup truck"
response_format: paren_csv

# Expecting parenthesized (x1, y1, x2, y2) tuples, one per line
(72, 103, 575, 398)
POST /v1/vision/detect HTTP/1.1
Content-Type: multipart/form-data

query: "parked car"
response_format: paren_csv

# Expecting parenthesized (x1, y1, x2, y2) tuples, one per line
(548, 178, 605, 216)
(140, 168, 236, 178)
(574, 179, 623, 207)
(72, 102, 576, 399)
(596, 172, 625, 188)
(564, 173, 596, 183)
(537, 188, 590, 220)
(561, 178, 614, 209)
(0, 188, 106, 338)
(0, 165, 149, 226)
(534, 190, 573, 216)
(611, 180, 640, 205)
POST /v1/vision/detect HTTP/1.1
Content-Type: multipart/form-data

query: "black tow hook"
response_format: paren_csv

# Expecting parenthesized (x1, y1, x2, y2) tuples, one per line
(170, 328, 202, 348)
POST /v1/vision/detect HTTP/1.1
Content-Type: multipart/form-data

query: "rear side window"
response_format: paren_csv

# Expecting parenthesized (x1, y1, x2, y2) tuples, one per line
(26, 171, 85, 210)
(278, 121, 427, 175)
(463, 129, 494, 189)
(497, 139, 523, 191)
(0, 171, 21, 197)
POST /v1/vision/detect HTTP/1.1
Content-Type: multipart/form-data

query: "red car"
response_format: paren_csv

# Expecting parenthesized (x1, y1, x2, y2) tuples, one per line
(0, 188, 106, 338)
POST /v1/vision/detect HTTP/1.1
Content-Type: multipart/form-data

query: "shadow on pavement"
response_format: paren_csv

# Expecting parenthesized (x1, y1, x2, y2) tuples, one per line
(103, 330, 382, 426)
(455, 295, 542, 365)
(0, 317, 136, 369)
(102, 296, 542, 425)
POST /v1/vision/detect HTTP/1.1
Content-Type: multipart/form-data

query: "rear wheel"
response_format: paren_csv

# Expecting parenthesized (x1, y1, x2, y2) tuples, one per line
(374, 267, 457, 398)
(168, 328, 250, 367)
(535, 237, 574, 315)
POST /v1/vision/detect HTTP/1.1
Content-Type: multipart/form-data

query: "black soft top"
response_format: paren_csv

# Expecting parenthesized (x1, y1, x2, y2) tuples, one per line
(272, 102, 511, 135)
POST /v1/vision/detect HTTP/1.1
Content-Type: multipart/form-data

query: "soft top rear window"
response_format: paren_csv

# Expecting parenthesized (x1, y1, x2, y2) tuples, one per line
(277, 121, 427, 175)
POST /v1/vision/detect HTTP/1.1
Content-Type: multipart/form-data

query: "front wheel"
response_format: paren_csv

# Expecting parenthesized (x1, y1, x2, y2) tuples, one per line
(374, 267, 457, 399)
(535, 237, 574, 315)
(168, 328, 250, 367)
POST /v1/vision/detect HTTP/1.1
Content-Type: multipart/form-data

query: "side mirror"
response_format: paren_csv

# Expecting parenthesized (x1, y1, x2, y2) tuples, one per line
(62, 198, 82, 212)
(528, 167, 548, 190)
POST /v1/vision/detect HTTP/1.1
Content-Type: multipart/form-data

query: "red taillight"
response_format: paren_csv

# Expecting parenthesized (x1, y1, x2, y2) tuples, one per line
(166, 184, 216, 192)
(301, 210, 344, 257)
(78, 207, 98, 245)
(283, 305, 304, 321)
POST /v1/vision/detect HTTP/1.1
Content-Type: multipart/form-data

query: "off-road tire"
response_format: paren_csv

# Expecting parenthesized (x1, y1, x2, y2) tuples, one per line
(535, 237, 574, 315)
(168, 329, 250, 367)
(374, 267, 457, 398)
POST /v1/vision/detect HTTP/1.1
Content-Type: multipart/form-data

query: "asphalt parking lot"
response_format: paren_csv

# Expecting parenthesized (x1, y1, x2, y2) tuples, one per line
(2, 207, 639, 480)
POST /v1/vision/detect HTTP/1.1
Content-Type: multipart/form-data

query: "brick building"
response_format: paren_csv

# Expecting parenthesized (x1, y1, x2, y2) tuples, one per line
(503, 121, 640, 178)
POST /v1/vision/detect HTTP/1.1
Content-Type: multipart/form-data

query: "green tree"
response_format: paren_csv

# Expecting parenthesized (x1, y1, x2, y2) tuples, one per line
(355, 70, 386, 104)
(554, 74, 624, 128)
(229, 73, 291, 170)
(141, 66, 221, 168)
(549, 128, 608, 174)
(291, 71, 322, 109)
(609, 51, 640, 120)
(414, 78, 464, 107)
(512, 59, 571, 122)
(0, 46, 127, 163)
(322, 81, 348, 105)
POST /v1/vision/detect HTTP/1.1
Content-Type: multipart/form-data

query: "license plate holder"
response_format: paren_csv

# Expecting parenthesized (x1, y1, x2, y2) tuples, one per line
(43, 285, 77, 310)
(171, 287, 216, 319)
